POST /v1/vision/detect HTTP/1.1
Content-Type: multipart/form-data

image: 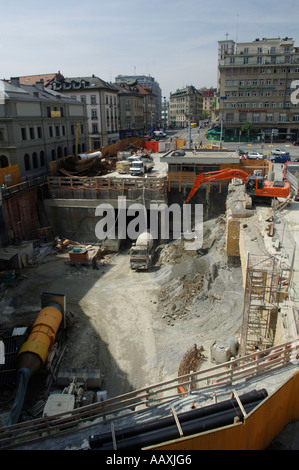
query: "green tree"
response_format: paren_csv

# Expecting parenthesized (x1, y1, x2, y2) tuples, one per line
(241, 121, 253, 132)
(241, 121, 253, 139)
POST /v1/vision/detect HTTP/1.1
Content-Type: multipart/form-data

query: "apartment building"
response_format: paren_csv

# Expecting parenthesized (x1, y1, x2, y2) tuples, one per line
(0, 78, 88, 179)
(217, 37, 299, 141)
(169, 86, 203, 128)
(113, 81, 145, 138)
(115, 74, 162, 122)
(161, 99, 169, 128)
(200, 87, 217, 119)
(49, 75, 119, 149)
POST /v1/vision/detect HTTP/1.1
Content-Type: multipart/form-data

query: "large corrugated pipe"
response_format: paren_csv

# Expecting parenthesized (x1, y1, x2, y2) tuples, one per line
(7, 302, 63, 426)
(17, 303, 63, 372)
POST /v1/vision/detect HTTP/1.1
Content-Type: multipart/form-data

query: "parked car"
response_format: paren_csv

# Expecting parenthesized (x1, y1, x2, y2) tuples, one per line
(271, 148, 290, 156)
(247, 152, 265, 159)
(271, 154, 291, 163)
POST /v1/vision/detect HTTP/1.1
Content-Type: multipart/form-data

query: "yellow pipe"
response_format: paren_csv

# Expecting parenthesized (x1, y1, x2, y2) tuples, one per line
(18, 305, 62, 367)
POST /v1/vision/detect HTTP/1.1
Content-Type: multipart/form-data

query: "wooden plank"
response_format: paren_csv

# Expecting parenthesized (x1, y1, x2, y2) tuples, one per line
(111, 423, 117, 450)
(232, 389, 248, 419)
(171, 407, 184, 437)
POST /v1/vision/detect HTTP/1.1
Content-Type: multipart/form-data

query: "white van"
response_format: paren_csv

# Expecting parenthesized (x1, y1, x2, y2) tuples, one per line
(153, 130, 166, 138)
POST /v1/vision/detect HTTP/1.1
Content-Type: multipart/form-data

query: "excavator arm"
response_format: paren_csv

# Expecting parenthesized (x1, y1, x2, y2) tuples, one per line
(186, 169, 251, 202)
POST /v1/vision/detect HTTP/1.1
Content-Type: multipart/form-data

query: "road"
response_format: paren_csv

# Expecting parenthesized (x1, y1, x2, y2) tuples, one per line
(164, 127, 299, 161)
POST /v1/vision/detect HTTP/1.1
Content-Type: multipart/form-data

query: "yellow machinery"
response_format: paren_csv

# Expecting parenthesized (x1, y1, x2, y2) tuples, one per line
(7, 293, 66, 426)
(17, 304, 63, 374)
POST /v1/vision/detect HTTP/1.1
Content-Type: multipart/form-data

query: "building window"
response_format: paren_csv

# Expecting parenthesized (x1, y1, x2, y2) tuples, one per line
(0, 155, 9, 168)
(55, 126, 60, 137)
(279, 114, 286, 122)
(29, 127, 35, 139)
(24, 154, 30, 171)
(40, 151, 45, 167)
(91, 95, 96, 104)
(49, 126, 53, 138)
(32, 152, 38, 169)
(21, 128, 27, 140)
(37, 127, 42, 138)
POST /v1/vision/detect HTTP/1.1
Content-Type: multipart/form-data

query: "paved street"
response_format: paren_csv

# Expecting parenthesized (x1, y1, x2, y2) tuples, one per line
(164, 127, 299, 161)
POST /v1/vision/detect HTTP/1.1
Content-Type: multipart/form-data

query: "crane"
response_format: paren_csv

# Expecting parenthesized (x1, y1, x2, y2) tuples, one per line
(186, 168, 290, 203)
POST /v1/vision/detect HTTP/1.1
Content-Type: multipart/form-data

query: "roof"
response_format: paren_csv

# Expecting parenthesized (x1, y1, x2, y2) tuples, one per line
(18, 73, 61, 86)
(0, 79, 80, 104)
(0, 80, 28, 98)
(114, 81, 156, 97)
(51, 75, 118, 93)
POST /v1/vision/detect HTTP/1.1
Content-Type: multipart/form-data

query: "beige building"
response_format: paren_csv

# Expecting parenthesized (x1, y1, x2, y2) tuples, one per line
(169, 86, 203, 128)
(217, 37, 299, 141)
(0, 78, 88, 179)
(113, 81, 146, 138)
(200, 87, 217, 118)
(49, 75, 120, 149)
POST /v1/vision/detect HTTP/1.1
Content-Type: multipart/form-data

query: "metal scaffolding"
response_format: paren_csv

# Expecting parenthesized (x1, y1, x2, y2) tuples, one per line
(240, 254, 291, 356)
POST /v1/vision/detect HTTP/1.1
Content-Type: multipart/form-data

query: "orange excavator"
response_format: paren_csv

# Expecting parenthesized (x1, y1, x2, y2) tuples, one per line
(186, 168, 290, 203)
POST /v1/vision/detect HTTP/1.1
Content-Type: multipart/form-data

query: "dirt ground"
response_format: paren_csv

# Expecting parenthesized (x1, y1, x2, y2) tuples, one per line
(0, 202, 245, 407)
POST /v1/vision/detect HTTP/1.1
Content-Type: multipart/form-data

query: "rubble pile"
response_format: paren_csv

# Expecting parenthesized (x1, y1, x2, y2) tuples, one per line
(154, 214, 233, 325)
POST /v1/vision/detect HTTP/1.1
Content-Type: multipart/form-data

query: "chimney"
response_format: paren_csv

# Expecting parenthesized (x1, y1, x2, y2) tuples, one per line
(35, 79, 44, 91)
(10, 77, 20, 87)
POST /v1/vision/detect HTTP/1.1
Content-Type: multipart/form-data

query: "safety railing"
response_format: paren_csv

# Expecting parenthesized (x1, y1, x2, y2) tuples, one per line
(0, 340, 298, 449)
(47, 176, 168, 202)
(1, 175, 48, 198)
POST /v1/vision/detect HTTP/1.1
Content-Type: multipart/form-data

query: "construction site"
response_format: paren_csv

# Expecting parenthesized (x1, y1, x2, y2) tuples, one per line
(0, 137, 299, 450)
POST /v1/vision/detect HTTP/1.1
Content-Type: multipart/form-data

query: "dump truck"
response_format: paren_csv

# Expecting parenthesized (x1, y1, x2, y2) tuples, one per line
(129, 158, 154, 176)
(283, 162, 299, 200)
(129, 232, 154, 270)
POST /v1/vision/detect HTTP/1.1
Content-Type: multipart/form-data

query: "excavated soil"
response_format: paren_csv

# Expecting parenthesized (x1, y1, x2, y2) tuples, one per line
(0, 187, 245, 425)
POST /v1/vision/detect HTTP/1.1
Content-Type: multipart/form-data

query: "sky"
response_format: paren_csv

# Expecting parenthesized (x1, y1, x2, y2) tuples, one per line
(1, 0, 299, 98)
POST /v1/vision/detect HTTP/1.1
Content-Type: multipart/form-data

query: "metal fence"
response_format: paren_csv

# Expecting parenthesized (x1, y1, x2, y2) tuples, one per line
(0, 340, 298, 449)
